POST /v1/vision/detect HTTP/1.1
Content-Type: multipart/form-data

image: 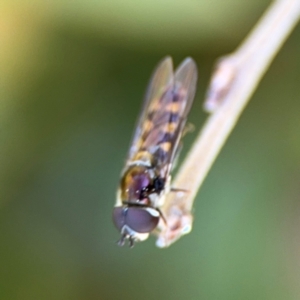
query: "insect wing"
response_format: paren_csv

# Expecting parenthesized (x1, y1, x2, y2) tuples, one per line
(174, 57, 198, 120)
(142, 57, 198, 173)
(127, 57, 174, 161)
(159, 57, 198, 174)
(127, 57, 198, 179)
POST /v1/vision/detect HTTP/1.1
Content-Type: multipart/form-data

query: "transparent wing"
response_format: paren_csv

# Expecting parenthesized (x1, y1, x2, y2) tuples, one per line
(127, 56, 174, 160)
(173, 57, 198, 120)
(145, 57, 198, 177)
(127, 57, 198, 179)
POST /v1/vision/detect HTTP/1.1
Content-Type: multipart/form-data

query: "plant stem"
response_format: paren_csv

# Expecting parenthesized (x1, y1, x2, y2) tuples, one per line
(156, 0, 300, 248)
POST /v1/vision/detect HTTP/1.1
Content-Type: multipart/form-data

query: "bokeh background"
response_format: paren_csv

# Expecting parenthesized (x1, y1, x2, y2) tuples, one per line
(1, 1, 300, 299)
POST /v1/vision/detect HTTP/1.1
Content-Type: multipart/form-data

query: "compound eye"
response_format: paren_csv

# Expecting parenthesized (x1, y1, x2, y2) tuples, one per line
(126, 207, 160, 233)
(112, 207, 126, 231)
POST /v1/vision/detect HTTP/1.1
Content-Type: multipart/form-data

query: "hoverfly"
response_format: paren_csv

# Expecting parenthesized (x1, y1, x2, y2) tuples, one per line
(113, 57, 198, 247)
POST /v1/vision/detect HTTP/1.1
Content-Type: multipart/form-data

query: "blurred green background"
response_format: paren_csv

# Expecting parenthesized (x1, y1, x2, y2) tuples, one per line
(1, 1, 300, 299)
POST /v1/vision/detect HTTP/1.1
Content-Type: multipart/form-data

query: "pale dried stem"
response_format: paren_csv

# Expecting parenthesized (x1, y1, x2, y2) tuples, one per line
(156, 0, 300, 248)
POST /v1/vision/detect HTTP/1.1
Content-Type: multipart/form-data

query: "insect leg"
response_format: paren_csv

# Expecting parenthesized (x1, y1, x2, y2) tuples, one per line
(170, 187, 190, 193)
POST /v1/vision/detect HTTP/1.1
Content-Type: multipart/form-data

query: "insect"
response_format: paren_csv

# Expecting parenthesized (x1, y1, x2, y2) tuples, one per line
(112, 56, 198, 247)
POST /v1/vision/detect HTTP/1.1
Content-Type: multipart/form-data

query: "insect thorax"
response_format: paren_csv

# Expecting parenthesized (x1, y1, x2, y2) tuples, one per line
(119, 155, 166, 208)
